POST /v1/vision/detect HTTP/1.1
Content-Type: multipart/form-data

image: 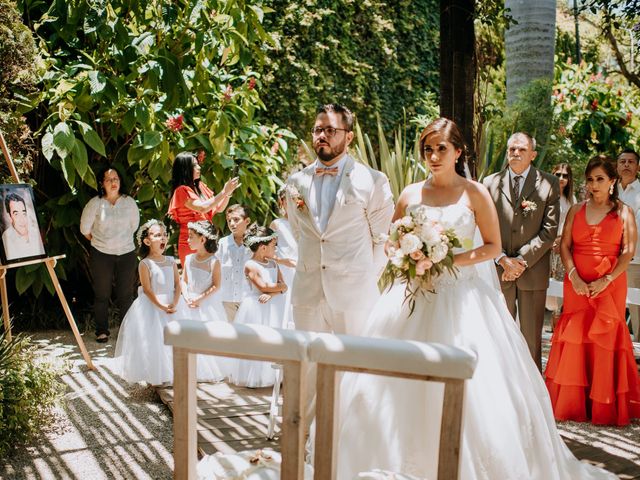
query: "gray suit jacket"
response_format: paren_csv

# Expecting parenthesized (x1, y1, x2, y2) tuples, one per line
(483, 167, 560, 291)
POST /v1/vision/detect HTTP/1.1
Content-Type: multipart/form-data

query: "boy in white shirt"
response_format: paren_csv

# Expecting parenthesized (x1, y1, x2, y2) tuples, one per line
(217, 204, 252, 321)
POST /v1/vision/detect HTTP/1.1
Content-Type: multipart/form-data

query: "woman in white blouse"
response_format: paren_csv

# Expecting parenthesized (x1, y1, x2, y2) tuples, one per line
(547, 163, 576, 326)
(80, 167, 140, 343)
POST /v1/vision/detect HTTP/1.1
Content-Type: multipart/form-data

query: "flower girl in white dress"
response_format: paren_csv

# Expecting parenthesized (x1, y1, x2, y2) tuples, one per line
(115, 219, 185, 385)
(181, 220, 227, 381)
(228, 225, 288, 388)
(270, 188, 297, 328)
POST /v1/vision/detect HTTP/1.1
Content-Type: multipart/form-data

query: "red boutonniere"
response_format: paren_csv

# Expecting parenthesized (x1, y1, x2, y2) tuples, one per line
(286, 185, 306, 211)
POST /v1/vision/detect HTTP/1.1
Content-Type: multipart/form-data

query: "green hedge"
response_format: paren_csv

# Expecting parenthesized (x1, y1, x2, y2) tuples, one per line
(261, 0, 440, 138)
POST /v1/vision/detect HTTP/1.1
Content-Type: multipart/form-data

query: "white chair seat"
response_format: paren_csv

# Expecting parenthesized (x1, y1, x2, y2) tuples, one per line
(196, 450, 313, 480)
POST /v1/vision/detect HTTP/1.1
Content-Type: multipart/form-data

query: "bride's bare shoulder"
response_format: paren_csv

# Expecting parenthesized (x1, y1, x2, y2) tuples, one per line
(398, 182, 423, 201)
(464, 179, 494, 207)
(400, 181, 424, 194)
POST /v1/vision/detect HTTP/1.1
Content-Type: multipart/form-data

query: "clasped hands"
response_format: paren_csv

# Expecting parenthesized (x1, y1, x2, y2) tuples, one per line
(569, 271, 611, 298)
(162, 303, 177, 314)
(500, 256, 527, 282)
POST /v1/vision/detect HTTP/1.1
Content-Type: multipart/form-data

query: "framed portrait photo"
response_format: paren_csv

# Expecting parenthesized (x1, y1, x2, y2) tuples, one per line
(0, 184, 46, 264)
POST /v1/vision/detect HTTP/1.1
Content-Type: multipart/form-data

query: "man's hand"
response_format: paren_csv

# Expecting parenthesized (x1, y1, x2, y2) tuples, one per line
(499, 256, 526, 282)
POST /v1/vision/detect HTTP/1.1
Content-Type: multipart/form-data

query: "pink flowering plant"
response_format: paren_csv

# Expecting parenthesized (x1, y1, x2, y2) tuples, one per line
(381, 205, 461, 311)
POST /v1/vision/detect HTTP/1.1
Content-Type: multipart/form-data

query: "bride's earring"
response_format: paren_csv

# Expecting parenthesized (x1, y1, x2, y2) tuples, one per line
(609, 183, 614, 195)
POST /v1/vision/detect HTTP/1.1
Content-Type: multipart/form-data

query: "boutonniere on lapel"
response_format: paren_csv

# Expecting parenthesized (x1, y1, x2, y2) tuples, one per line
(285, 185, 306, 211)
(520, 199, 538, 216)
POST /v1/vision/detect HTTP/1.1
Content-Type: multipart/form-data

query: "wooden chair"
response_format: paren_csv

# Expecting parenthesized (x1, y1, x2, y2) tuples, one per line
(164, 319, 310, 480)
(307, 333, 478, 480)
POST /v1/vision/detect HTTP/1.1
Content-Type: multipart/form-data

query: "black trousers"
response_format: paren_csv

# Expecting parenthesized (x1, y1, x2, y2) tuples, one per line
(89, 247, 137, 335)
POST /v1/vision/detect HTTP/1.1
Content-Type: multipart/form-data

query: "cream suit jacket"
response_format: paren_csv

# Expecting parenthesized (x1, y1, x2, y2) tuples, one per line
(285, 155, 394, 311)
(483, 167, 560, 291)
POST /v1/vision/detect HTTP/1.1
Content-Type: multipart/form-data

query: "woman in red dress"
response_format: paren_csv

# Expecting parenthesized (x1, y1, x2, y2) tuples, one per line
(168, 152, 239, 265)
(545, 155, 640, 425)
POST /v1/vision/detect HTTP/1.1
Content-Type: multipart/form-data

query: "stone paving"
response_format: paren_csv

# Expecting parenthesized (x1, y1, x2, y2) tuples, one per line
(0, 326, 638, 479)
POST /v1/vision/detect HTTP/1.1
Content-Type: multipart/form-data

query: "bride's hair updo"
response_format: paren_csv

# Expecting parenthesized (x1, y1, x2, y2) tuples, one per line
(419, 118, 469, 178)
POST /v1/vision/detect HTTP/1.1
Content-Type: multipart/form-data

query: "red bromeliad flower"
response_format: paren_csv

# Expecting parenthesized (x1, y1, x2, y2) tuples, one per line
(165, 114, 184, 132)
(197, 150, 206, 164)
(247, 77, 256, 90)
(590, 99, 599, 111)
(627, 111, 633, 123)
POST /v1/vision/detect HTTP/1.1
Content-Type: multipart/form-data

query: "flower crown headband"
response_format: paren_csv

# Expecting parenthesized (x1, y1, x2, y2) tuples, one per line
(187, 221, 217, 240)
(136, 219, 165, 247)
(245, 232, 277, 248)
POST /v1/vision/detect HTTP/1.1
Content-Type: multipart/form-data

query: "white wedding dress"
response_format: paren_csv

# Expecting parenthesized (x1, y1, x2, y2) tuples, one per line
(336, 202, 616, 479)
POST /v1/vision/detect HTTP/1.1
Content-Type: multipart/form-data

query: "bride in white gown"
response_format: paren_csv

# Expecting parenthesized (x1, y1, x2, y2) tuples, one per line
(336, 118, 616, 479)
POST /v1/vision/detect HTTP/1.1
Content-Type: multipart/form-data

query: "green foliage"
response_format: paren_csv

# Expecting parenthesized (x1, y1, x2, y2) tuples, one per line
(350, 117, 426, 200)
(552, 61, 638, 160)
(260, 0, 440, 138)
(0, 330, 66, 456)
(581, 0, 639, 25)
(14, 0, 297, 298)
(477, 79, 554, 179)
(0, 0, 39, 178)
(555, 28, 600, 66)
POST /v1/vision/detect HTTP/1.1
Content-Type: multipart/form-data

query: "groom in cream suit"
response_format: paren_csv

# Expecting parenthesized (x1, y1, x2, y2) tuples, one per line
(483, 132, 560, 371)
(286, 104, 394, 336)
(286, 103, 394, 422)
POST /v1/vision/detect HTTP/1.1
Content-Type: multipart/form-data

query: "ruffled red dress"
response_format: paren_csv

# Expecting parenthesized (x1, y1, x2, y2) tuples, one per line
(168, 183, 214, 266)
(545, 204, 640, 425)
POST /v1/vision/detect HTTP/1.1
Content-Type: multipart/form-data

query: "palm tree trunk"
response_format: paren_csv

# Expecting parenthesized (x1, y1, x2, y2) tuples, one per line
(505, 0, 557, 105)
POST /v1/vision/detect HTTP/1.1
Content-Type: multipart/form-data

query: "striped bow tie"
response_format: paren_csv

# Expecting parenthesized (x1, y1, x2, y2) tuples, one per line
(315, 166, 339, 177)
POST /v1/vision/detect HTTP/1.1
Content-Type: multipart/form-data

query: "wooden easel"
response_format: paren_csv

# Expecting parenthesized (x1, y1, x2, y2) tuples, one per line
(0, 130, 94, 370)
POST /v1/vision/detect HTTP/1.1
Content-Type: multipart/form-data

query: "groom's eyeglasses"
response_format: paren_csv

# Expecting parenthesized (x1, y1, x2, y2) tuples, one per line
(554, 173, 569, 179)
(311, 127, 349, 138)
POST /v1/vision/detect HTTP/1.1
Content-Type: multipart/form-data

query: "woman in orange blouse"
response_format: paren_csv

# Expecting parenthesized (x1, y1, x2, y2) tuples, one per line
(545, 155, 640, 425)
(168, 152, 239, 265)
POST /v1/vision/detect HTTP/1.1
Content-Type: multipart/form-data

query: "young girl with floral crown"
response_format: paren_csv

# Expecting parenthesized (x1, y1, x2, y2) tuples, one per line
(270, 188, 297, 329)
(228, 224, 288, 388)
(181, 220, 226, 381)
(115, 219, 185, 385)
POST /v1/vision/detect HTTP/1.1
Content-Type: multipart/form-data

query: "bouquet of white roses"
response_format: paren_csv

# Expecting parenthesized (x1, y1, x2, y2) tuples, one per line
(381, 204, 461, 309)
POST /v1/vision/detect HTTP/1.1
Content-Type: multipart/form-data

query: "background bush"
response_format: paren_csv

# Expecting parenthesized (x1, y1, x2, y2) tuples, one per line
(0, 330, 66, 457)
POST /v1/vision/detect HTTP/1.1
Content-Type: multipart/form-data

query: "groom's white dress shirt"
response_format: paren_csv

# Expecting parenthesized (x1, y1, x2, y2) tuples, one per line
(310, 155, 348, 232)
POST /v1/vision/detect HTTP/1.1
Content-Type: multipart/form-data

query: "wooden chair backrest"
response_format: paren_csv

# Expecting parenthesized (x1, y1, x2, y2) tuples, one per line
(307, 334, 478, 480)
(165, 320, 310, 480)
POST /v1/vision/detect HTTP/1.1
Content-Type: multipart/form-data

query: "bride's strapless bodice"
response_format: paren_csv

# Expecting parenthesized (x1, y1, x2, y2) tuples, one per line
(406, 202, 477, 287)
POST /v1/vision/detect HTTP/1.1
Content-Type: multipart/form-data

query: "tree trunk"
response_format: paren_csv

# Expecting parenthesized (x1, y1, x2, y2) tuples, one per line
(505, 0, 557, 105)
(440, 0, 476, 177)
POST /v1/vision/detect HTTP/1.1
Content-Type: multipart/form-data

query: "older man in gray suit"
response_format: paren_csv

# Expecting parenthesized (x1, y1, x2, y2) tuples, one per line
(483, 132, 560, 370)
